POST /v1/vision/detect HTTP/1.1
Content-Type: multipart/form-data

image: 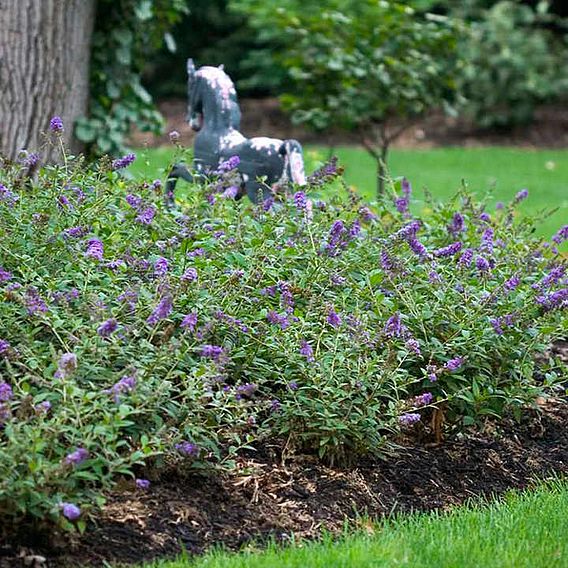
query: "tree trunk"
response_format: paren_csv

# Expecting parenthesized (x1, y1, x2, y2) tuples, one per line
(376, 144, 389, 198)
(0, 0, 96, 162)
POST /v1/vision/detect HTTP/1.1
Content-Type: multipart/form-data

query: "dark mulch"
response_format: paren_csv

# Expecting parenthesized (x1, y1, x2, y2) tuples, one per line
(3, 393, 567, 568)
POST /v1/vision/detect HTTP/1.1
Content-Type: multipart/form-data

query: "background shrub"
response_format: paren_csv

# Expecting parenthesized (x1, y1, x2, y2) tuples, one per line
(0, 137, 566, 533)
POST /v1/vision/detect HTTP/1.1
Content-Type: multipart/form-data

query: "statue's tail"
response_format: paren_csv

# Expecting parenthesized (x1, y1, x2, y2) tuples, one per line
(279, 140, 306, 186)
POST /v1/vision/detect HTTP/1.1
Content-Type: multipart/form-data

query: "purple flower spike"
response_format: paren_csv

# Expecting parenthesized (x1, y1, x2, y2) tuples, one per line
(154, 257, 169, 278)
(299, 340, 315, 363)
(399, 413, 421, 425)
(136, 206, 156, 225)
(0, 266, 13, 282)
(136, 478, 151, 490)
(327, 308, 342, 328)
(475, 256, 490, 273)
(0, 382, 13, 402)
(112, 153, 136, 170)
(146, 296, 172, 325)
(434, 242, 462, 258)
(217, 155, 240, 173)
(49, 116, 64, 133)
(414, 392, 433, 407)
(515, 189, 529, 203)
(201, 345, 224, 360)
(54, 352, 78, 379)
(294, 191, 307, 210)
(0, 340, 10, 356)
(181, 312, 198, 331)
(97, 318, 118, 337)
(61, 503, 81, 521)
(85, 238, 104, 261)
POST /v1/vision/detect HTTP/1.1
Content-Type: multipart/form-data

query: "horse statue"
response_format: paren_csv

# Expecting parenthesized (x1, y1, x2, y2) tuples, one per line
(166, 59, 306, 205)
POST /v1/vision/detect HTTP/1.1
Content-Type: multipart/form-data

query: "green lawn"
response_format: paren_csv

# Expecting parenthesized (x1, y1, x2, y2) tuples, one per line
(143, 480, 568, 568)
(131, 145, 568, 242)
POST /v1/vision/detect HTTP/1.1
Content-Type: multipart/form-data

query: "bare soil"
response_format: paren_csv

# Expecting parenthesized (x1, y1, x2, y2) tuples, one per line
(130, 99, 568, 150)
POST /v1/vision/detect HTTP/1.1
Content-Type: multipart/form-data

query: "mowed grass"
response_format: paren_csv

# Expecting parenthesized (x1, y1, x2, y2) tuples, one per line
(131, 145, 568, 242)
(143, 480, 568, 568)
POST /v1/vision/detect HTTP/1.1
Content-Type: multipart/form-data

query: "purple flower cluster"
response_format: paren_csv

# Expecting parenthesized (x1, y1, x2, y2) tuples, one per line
(414, 392, 433, 407)
(299, 340, 315, 363)
(64, 447, 89, 466)
(475, 255, 490, 273)
(112, 153, 136, 170)
(358, 206, 377, 223)
(399, 413, 421, 425)
(136, 478, 151, 490)
(49, 116, 64, 133)
(294, 191, 307, 211)
(24, 287, 48, 315)
(445, 356, 464, 372)
(327, 308, 342, 328)
(394, 178, 411, 215)
(136, 206, 156, 225)
(0, 340, 10, 356)
(504, 275, 520, 293)
(147, 296, 172, 325)
(54, 352, 78, 379)
(267, 310, 290, 330)
(552, 225, 568, 245)
(175, 441, 199, 456)
(60, 503, 81, 521)
(0, 266, 12, 282)
(85, 238, 104, 261)
(214, 310, 249, 333)
(0, 184, 19, 206)
(236, 383, 258, 399)
(64, 225, 89, 239)
(105, 373, 136, 402)
(515, 189, 529, 203)
(154, 257, 169, 278)
(534, 266, 565, 291)
(0, 382, 13, 402)
(448, 213, 465, 236)
(307, 156, 339, 186)
(490, 313, 516, 335)
(181, 312, 198, 331)
(481, 228, 494, 253)
(126, 194, 143, 209)
(221, 185, 239, 199)
(201, 345, 224, 361)
(181, 267, 198, 283)
(536, 288, 567, 311)
(217, 155, 240, 173)
(97, 318, 118, 337)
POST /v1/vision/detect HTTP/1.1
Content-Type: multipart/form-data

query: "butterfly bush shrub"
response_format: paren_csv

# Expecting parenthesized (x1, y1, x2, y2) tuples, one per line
(0, 149, 566, 533)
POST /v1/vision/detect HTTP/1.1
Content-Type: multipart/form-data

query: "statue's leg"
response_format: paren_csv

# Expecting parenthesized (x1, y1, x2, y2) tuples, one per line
(165, 163, 196, 208)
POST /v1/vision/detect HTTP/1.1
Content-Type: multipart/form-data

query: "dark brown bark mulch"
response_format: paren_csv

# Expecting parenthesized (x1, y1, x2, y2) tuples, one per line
(3, 394, 567, 568)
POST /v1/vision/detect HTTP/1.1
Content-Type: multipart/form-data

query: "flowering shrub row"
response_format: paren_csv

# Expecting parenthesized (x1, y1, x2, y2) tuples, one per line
(0, 141, 566, 534)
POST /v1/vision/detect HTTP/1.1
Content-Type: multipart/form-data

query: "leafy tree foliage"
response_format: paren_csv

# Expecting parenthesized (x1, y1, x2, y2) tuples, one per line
(75, 0, 189, 156)
(232, 0, 462, 196)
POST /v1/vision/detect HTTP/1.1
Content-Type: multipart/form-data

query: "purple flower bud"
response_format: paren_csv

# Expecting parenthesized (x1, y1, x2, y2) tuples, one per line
(551, 225, 568, 245)
(294, 191, 307, 210)
(515, 189, 529, 203)
(475, 256, 490, 273)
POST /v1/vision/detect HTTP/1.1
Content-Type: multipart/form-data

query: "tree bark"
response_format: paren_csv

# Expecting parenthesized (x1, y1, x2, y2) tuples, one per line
(0, 0, 96, 161)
